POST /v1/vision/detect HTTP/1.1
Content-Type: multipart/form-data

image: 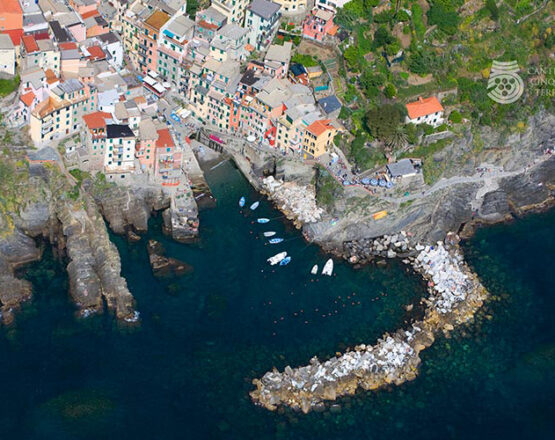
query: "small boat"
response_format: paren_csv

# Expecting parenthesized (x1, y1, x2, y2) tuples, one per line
(250, 201, 260, 210)
(268, 238, 283, 244)
(311, 264, 318, 275)
(257, 218, 269, 224)
(322, 258, 334, 276)
(267, 252, 287, 265)
(239, 196, 246, 207)
(263, 231, 276, 237)
(279, 256, 291, 266)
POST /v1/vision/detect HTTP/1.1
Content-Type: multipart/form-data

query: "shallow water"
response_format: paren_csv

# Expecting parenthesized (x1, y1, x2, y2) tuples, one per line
(1, 161, 553, 439)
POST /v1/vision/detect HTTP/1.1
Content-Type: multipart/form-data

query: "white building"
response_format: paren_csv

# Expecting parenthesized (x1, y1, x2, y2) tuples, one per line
(245, 0, 281, 52)
(0, 35, 16, 76)
(104, 124, 136, 173)
(405, 96, 445, 127)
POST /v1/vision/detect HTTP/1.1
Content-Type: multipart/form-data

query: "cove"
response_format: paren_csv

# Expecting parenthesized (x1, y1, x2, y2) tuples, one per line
(0, 160, 553, 439)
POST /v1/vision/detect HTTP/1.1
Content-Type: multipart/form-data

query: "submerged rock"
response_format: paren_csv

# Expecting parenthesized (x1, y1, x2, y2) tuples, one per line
(147, 240, 192, 277)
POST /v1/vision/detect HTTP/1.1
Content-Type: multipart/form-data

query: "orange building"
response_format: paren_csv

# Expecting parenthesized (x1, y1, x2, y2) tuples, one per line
(0, 0, 23, 46)
(139, 10, 170, 74)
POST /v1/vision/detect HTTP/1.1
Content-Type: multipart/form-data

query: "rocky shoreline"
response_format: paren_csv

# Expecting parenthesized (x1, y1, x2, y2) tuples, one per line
(250, 233, 488, 413)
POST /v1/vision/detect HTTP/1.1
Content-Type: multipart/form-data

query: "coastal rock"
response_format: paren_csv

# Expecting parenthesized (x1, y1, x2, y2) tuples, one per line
(91, 183, 171, 234)
(147, 240, 192, 277)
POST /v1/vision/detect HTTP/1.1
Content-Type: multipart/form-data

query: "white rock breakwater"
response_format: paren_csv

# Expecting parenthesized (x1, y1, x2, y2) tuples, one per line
(262, 176, 324, 225)
(250, 235, 488, 413)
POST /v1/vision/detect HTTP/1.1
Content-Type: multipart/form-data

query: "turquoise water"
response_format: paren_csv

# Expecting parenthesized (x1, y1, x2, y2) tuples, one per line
(1, 161, 553, 439)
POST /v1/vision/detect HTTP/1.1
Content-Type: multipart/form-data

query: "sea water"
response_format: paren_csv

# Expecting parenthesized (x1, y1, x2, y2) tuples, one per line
(0, 161, 553, 439)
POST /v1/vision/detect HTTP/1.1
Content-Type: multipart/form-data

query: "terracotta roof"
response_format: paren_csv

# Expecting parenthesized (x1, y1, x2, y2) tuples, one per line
(87, 45, 106, 61)
(59, 42, 78, 51)
(198, 20, 219, 31)
(83, 111, 112, 130)
(145, 10, 170, 31)
(405, 96, 444, 119)
(245, 43, 255, 52)
(0, 0, 22, 15)
(3, 29, 24, 46)
(45, 69, 58, 84)
(327, 25, 339, 36)
(134, 96, 146, 105)
(22, 35, 39, 53)
(20, 91, 35, 107)
(306, 119, 334, 137)
(81, 9, 99, 20)
(156, 128, 174, 148)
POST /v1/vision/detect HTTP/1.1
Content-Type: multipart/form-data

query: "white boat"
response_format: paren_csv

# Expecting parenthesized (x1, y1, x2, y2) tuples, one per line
(250, 201, 260, 210)
(310, 264, 318, 275)
(263, 231, 276, 237)
(322, 259, 334, 276)
(267, 252, 287, 266)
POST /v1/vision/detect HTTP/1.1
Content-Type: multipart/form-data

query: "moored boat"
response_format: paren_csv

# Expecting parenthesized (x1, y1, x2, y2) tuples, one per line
(322, 258, 334, 276)
(267, 252, 287, 265)
(310, 264, 318, 275)
(239, 196, 245, 207)
(257, 218, 269, 224)
(269, 238, 284, 244)
(250, 201, 260, 210)
(279, 256, 291, 266)
(263, 231, 276, 237)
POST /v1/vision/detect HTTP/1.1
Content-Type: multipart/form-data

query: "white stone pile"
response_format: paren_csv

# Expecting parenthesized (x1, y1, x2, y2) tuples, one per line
(262, 176, 324, 224)
(414, 242, 470, 313)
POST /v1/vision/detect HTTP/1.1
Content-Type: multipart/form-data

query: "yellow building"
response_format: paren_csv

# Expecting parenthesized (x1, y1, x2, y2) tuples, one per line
(212, 0, 250, 23)
(302, 119, 336, 159)
(273, 0, 307, 14)
(30, 79, 92, 146)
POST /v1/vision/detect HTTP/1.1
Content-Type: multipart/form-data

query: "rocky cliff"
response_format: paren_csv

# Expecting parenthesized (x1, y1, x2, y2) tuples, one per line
(0, 161, 138, 325)
(304, 111, 555, 249)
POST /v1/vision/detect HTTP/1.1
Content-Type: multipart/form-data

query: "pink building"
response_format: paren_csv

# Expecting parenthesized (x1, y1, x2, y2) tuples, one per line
(137, 118, 158, 172)
(302, 8, 335, 42)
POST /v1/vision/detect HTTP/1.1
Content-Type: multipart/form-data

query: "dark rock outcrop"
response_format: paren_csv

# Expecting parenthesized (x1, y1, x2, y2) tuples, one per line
(147, 239, 192, 277)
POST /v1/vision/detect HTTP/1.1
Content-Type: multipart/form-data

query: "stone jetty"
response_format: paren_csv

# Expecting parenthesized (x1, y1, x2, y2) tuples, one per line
(262, 176, 324, 226)
(250, 233, 488, 413)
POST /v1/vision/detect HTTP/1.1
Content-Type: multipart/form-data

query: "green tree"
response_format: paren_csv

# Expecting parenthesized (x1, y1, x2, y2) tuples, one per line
(384, 83, 397, 98)
(343, 45, 361, 70)
(448, 110, 462, 123)
(485, 0, 499, 20)
(427, 3, 459, 35)
(366, 104, 402, 140)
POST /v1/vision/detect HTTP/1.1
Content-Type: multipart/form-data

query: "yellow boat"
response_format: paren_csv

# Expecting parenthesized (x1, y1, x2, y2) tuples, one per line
(373, 210, 388, 220)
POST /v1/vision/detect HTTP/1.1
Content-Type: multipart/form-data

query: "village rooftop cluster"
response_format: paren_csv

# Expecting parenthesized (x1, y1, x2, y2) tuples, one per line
(1, 0, 445, 184)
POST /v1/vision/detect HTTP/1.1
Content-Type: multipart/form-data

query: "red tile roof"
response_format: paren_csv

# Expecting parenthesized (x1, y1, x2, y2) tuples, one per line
(83, 111, 112, 130)
(156, 129, 174, 148)
(20, 91, 35, 107)
(59, 42, 78, 51)
(87, 45, 106, 61)
(306, 119, 333, 137)
(2, 29, 23, 46)
(81, 9, 99, 20)
(22, 35, 39, 53)
(405, 96, 444, 119)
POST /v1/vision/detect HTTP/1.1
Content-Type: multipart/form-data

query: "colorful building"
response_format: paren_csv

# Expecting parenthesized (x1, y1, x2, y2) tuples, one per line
(0, 0, 23, 46)
(245, 0, 281, 52)
(302, 7, 335, 42)
(138, 9, 170, 74)
(302, 119, 337, 158)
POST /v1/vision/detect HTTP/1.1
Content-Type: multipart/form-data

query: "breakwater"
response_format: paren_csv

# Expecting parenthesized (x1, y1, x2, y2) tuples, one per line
(250, 234, 488, 413)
